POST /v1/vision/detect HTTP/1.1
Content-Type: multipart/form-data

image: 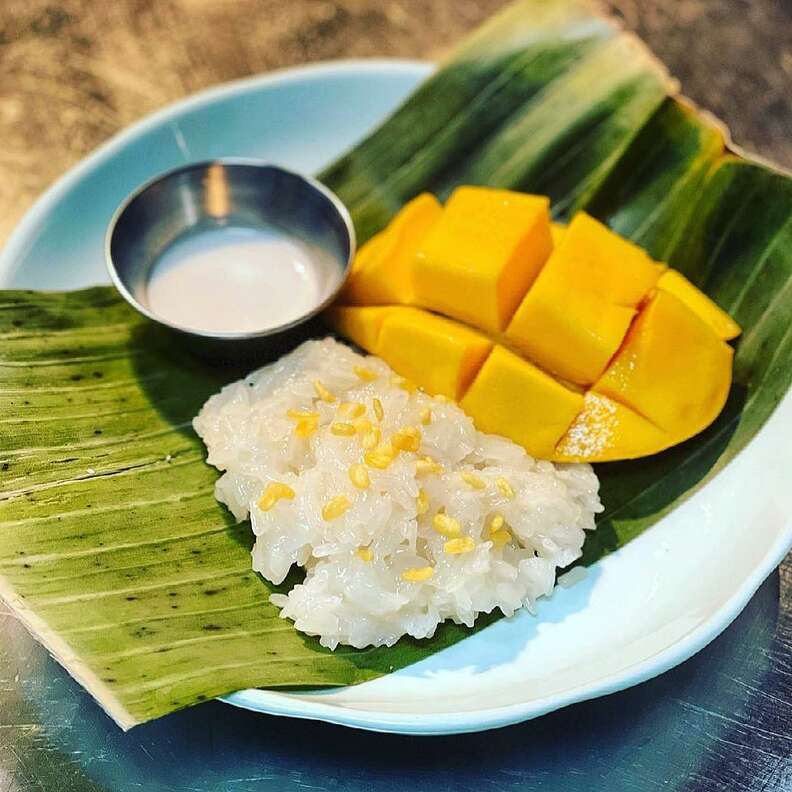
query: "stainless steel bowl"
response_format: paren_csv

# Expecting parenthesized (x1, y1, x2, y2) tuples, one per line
(106, 160, 355, 361)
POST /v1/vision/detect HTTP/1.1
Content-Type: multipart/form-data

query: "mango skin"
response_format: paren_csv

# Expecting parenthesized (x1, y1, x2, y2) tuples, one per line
(412, 187, 552, 334)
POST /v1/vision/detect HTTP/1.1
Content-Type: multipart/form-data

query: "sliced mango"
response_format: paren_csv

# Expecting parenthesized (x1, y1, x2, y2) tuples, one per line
(412, 187, 552, 334)
(657, 269, 741, 341)
(341, 193, 442, 306)
(558, 213, 664, 306)
(460, 346, 583, 460)
(326, 306, 394, 355)
(594, 290, 733, 442)
(328, 189, 739, 463)
(377, 308, 492, 400)
(550, 222, 566, 247)
(505, 212, 662, 385)
(555, 392, 670, 463)
(506, 273, 637, 385)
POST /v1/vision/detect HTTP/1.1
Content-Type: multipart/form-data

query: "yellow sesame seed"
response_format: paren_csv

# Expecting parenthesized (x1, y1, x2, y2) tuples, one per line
(364, 449, 393, 470)
(416, 456, 443, 476)
(392, 425, 422, 452)
(461, 472, 486, 490)
(354, 418, 373, 435)
(286, 408, 319, 421)
(496, 477, 515, 499)
(487, 513, 505, 533)
(432, 512, 462, 537)
(489, 529, 512, 547)
(420, 407, 432, 425)
(401, 566, 434, 582)
(356, 547, 373, 562)
(361, 427, 382, 451)
(354, 365, 377, 382)
(444, 536, 476, 555)
(294, 416, 319, 438)
(322, 495, 351, 521)
(338, 401, 366, 419)
(416, 488, 429, 516)
(314, 380, 336, 403)
(331, 422, 357, 437)
(257, 482, 295, 511)
(349, 463, 370, 490)
(372, 398, 384, 422)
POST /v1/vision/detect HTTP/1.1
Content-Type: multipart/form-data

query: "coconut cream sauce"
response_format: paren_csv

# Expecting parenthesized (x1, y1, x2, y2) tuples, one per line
(145, 224, 339, 334)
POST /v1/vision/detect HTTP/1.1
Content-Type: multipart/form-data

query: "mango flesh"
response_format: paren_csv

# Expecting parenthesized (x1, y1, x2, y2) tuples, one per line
(657, 269, 741, 341)
(326, 306, 395, 355)
(340, 193, 442, 306)
(594, 290, 733, 443)
(412, 187, 552, 334)
(377, 307, 493, 400)
(506, 271, 637, 385)
(555, 392, 671, 463)
(460, 346, 584, 460)
(328, 188, 740, 462)
(506, 212, 662, 385)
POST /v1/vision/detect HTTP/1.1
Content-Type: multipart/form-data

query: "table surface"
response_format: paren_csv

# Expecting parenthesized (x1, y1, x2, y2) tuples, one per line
(0, 1, 790, 790)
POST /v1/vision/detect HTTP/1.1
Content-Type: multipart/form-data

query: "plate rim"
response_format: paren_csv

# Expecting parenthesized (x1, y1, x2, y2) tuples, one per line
(2, 59, 791, 737)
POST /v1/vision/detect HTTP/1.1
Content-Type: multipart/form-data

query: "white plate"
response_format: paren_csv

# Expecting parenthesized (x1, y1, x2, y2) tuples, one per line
(1, 60, 790, 736)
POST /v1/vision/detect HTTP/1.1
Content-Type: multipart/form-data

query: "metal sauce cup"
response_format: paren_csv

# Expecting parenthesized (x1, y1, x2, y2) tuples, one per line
(106, 160, 355, 362)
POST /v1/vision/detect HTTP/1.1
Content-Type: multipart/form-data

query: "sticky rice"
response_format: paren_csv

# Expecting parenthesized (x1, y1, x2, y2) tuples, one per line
(194, 338, 602, 649)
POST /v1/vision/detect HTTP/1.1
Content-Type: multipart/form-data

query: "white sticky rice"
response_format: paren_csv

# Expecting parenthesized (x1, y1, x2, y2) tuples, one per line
(194, 338, 602, 649)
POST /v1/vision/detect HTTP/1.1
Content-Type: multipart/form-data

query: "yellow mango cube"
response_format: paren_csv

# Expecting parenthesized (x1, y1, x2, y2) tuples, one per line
(325, 306, 394, 355)
(341, 193, 442, 306)
(505, 211, 662, 385)
(506, 277, 636, 385)
(413, 187, 552, 334)
(557, 212, 663, 305)
(657, 269, 741, 341)
(555, 392, 671, 463)
(461, 345, 583, 460)
(550, 222, 567, 247)
(594, 290, 733, 442)
(378, 308, 493, 400)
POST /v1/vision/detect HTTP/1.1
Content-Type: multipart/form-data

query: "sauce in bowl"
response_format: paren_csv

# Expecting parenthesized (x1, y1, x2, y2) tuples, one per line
(145, 224, 340, 335)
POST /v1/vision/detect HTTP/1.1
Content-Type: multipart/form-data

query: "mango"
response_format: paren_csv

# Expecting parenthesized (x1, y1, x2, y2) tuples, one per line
(326, 306, 394, 355)
(555, 392, 670, 463)
(550, 222, 567, 247)
(328, 189, 740, 463)
(460, 346, 583, 460)
(507, 275, 637, 385)
(505, 212, 662, 384)
(657, 269, 741, 341)
(341, 193, 442, 306)
(594, 290, 733, 442)
(412, 187, 552, 334)
(377, 307, 493, 400)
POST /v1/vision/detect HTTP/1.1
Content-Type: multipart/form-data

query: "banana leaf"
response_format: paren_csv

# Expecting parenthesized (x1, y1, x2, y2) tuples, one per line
(1, 0, 790, 729)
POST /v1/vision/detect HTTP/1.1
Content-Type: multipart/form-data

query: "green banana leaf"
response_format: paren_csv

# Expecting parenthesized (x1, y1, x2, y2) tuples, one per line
(1, 0, 790, 729)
